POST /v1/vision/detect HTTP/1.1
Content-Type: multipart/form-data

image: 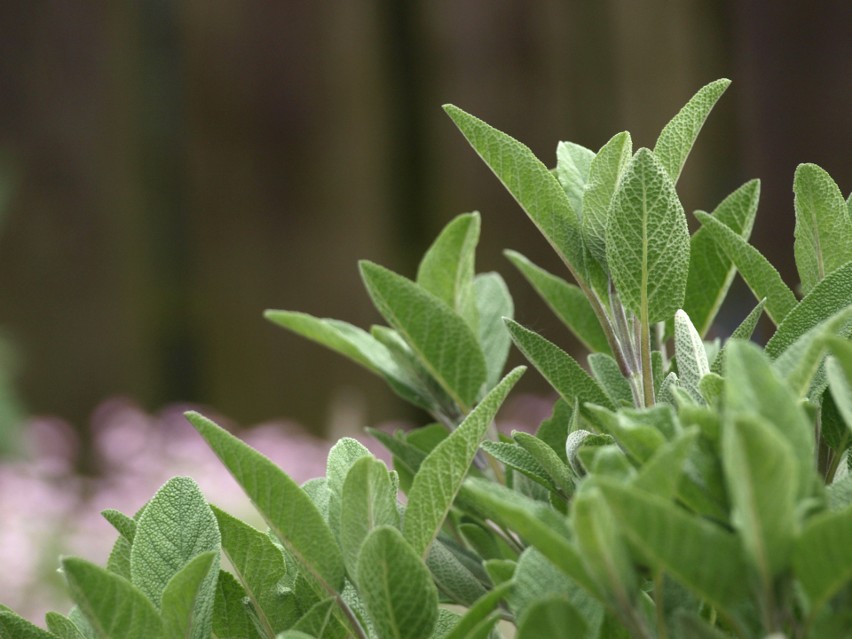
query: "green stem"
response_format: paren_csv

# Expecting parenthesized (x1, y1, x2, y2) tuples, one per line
(640, 311, 655, 408)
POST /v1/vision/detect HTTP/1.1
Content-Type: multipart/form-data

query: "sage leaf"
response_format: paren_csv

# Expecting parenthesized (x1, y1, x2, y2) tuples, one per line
(505, 250, 610, 354)
(516, 595, 588, 639)
(694, 211, 797, 325)
(674, 309, 710, 401)
(0, 611, 57, 639)
(555, 141, 595, 216)
(683, 180, 761, 336)
(63, 558, 163, 639)
(212, 571, 263, 639)
(326, 437, 371, 536)
(356, 526, 438, 639)
(588, 352, 633, 406)
(473, 272, 514, 389)
(444, 105, 586, 276)
(827, 339, 852, 428)
(403, 366, 524, 558)
(653, 78, 731, 184)
(130, 477, 220, 607)
(793, 508, 852, 614)
(186, 411, 346, 594)
(481, 440, 554, 490)
(45, 612, 87, 639)
(101, 509, 136, 544)
(360, 260, 487, 410)
(606, 148, 690, 324)
(290, 598, 348, 639)
(793, 163, 852, 295)
(416, 212, 480, 331)
(633, 427, 699, 501)
(439, 582, 512, 639)
(710, 298, 766, 374)
(425, 539, 488, 607)
(513, 431, 574, 495)
(160, 551, 217, 639)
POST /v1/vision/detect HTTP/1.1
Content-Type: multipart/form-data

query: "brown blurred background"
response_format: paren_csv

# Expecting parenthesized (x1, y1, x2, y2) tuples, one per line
(0, 1, 848, 441)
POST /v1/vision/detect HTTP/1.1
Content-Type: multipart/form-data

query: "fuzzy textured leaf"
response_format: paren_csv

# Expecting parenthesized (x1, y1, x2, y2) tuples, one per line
(710, 298, 766, 374)
(555, 141, 595, 216)
(0, 611, 57, 639)
(793, 508, 852, 613)
(212, 571, 261, 639)
(674, 310, 710, 400)
(160, 551, 217, 639)
(473, 272, 514, 388)
(45, 613, 86, 639)
(516, 595, 588, 639)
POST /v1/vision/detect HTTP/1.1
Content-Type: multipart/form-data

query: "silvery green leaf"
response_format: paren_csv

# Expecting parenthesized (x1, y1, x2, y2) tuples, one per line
(582, 131, 633, 265)
(606, 148, 690, 324)
(439, 582, 512, 639)
(403, 367, 524, 558)
(656, 372, 679, 406)
(481, 440, 555, 491)
(325, 437, 371, 536)
(357, 526, 438, 639)
(160, 551, 218, 639)
(793, 508, 852, 615)
(674, 310, 710, 401)
(683, 180, 761, 336)
(425, 539, 488, 607)
(827, 339, 852, 429)
(588, 353, 632, 407)
(416, 212, 480, 331)
(709, 298, 766, 374)
(515, 595, 588, 639)
(130, 477, 220, 607)
(213, 571, 262, 639)
(793, 163, 852, 295)
(289, 598, 348, 639)
(101, 509, 136, 544)
(45, 612, 87, 639)
(633, 427, 699, 501)
(473, 272, 514, 389)
(555, 141, 595, 217)
(187, 411, 346, 594)
(0, 611, 56, 639)
(505, 250, 610, 354)
(653, 78, 731, 184)
(694, 211, 797, 325)
(513, 431, 574, 495)
(444, 105, 586, 277)
(360, 260, 487, 410)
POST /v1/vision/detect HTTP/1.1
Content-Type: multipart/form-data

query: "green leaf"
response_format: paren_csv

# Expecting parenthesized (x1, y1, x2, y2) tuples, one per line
(130, 477, 220, 607)
(596, 480, 748, 613)
(674, 310, 710, 401)
(360, 260, 487, 410)
(606, 148, 690, 324)
(480, 440, 554, 490)
(793, 508, 852, 614)
(444, 105, 585, 275)
(212, 506, 290, 635)
(290, 599, 348, 639)
(101, 509, 136, 544)
(710, 298, 766, 374)
(588, 353, 633, 406)
(827, 339, 852, 428)
(513, 431, 574, 495)
(160, 551, 217, 639)
(63, 558, 163, 639)
(555, 141, 595, 216)
(473, 272, 514, 389)
(582, 131, 633, 266)
(683, 180, 761, 336)
(45, 613, 86, 639)
(186, 411, 346, 594)
(461, 478, 599, 596)
(212, 571, 262, 639)
(694, 211, 797, 325)
(439, 582, 512, 639)
(0, 611, 56, 639)
(793, 163, 852, 295)
(516, 595, 588, 639)
(633, 427, 699, 500)
(425, 539, 488, 606)
(340, 456, 399, 576)
(722, 415, 798, 585)
(505, 250, 610, 354)
(765, 261, 852, 358)
(357, 526, 438, 639)
(326, 437, 371, 535)
(403, 367, 524, 558)
(416, 212, 480, 330)
(653, 78, 731, 184)
(504, 320, 613, 411)
(536, 398, 573, 462)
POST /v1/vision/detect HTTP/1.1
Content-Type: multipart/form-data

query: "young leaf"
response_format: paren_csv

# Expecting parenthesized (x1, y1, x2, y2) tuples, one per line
(45, 612, 86, 639)
(683, 180, 761, 336)
(653, 78, 731, 184)
(674, 310, 710, 401)
(416, 212, 480, 330)
(632, 427, 699, 501)
(694, 211, 797, 325)
(709, 298, 766, 374)
(403, 366, 524, 558)
(340, 456, 399, 577)
(515, 595, 588, 639)
(326, 438, 371, 535)
(212, 571, 262, 639)
(101, 509, 136, 544)
(62, 558, 163, 639)
(160, 551, 217, 639)
(0, 611, 56, 639)
(186, 411, 346, 594)
(425, 538, 488, 606)
(505, 250, 610, 354)
(588, 353, 633, 406)
(555, 141, 595, 216)
(440, 582, 512, 639)
(582, 131, 633, 265)
(473, 272, 514, 389)
(356, 526, 438, 639)
(130, 476, 220, 607)
(360, 260, 487, 410)
(212, 506, 289, 635)
(793, 508, 852, 614)
(793, 163, 852, 295)
(606, 148, 691, 324)
(722, 415, 798, 585)
(443, 105, 586, 276)
(513, 431, 574, 495)
(504, 320, 613, 411)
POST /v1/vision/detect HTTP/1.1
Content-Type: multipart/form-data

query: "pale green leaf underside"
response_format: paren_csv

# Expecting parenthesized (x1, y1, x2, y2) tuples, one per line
(360, 260, 487, 410)
(694, 211, 797, 325)
(653, 78, 731, 184)
(474, 272, 514, 389)
(555, 141, 595, 217)
(186, 411, 346, 594)
(357, 526, 438, 639)
(793, 163, 852, 295)
(505, 250, 610, 354)
(403, 367, 524, 558)
(674, 309, 710, 400)
(607, 148, 690, 323)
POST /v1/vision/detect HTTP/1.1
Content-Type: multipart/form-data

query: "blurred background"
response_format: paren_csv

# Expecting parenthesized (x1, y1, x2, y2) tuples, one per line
(0, 0, 849, 448)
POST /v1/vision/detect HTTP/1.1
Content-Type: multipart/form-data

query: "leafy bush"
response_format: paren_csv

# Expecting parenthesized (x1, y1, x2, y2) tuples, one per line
(3, 79, 852, 639)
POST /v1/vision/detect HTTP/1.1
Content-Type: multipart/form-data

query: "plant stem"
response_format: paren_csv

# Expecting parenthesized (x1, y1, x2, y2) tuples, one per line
(640, 312, 655, 407)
